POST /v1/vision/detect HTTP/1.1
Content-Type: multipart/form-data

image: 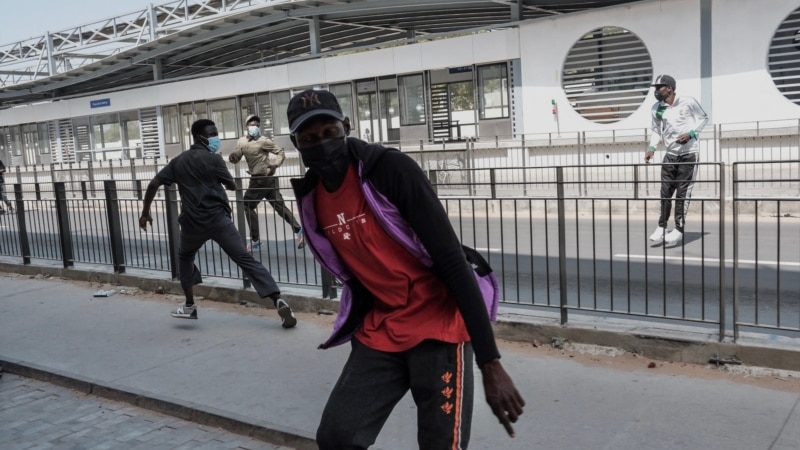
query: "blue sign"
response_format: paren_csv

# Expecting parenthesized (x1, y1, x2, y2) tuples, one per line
(448, 66, 472, 74)
(90, 98, 111, 108)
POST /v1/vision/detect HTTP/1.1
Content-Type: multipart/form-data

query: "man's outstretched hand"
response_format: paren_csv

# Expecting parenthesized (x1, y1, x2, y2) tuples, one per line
(480, 358, 525, 437)
(139, 213, 153, 231)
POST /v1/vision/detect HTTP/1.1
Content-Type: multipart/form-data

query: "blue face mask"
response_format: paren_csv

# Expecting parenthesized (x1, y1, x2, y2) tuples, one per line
(248, 126, 260, 138)
(206, 136, 221, 153)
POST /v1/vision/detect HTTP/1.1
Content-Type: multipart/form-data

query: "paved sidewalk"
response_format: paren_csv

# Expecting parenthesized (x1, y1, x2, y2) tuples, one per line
(0, 373, 290, 450)
(1, 272, 799, 450)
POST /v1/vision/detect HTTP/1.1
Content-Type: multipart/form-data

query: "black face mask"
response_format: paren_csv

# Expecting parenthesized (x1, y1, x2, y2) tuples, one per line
(654, 89, 666, 102)
(298, 137, 350, 182)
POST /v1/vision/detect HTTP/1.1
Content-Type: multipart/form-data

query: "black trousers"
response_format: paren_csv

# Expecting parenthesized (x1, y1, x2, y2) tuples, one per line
(658, 153, 698, 233)
(317, 338, 474, 450)
(178, 216, 280, 298)
(0, 182, 11, 209)
(243, 176, 301, 241)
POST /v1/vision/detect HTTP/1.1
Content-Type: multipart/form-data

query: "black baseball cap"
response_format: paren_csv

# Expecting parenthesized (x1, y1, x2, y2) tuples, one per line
(652, 74, 676, 90)
(287, 89, 345, 133)
(245, 114, 260, 124)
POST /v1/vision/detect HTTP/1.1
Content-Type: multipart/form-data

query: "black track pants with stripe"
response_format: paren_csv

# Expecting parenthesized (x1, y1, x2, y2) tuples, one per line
(317, 338, 474, 449)
(658, 153, 698, 233)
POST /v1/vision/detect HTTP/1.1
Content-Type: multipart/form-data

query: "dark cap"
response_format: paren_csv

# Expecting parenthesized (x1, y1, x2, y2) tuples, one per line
(287, 89, 345, 133)
(245, 114, 260, 124)
(652, 74, 676, 90)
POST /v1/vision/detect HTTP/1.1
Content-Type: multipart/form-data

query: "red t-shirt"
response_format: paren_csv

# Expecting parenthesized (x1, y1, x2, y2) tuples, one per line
(314, 165, 469, 352)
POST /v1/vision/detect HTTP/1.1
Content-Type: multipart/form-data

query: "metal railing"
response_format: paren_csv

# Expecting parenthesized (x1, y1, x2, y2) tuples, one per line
(0, 161, 798, 342)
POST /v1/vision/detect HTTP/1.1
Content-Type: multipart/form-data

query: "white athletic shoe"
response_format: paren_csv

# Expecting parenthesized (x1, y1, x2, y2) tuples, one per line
(648, 226, 666, 242)
(665, 229, 683, 246)
(171, 303, 197, 319)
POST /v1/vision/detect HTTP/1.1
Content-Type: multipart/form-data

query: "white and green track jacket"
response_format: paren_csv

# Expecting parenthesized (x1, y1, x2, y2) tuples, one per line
(648, 95, 709, 156)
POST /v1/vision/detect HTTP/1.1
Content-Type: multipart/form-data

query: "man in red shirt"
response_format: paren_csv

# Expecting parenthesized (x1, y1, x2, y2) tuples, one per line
(288, 89, 524, 449)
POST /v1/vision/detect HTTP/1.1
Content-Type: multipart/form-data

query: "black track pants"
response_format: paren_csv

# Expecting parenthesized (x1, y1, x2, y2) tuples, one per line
(658, 153, 698, 233)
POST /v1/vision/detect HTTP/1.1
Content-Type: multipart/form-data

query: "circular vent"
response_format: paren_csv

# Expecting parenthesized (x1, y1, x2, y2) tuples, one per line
(562, 26, 653, 124)
(769, 7, 800, 105)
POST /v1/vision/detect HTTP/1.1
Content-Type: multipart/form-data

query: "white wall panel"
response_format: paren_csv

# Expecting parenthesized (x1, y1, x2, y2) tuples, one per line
(288, 59, 327, 88)
(232, 67, 270, 94)
(421, 37, 474, 69)
(157, 77, 207, 105)
(711, 0, 800, 124)
(473, 29, 519, 62)
(324, 56, 354, 84)
(392, 44, 424, 74)
(349, 49, 394, 79)
(264, 64, 290, 91)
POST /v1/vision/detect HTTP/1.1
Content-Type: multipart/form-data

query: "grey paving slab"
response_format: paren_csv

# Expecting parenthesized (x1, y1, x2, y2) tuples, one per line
(1, 273, 799, 450)
(0, 374, 291, 450)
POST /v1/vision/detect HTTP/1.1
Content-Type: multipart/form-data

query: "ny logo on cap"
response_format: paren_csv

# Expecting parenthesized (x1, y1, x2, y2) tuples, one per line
(300, 92, 321, 109)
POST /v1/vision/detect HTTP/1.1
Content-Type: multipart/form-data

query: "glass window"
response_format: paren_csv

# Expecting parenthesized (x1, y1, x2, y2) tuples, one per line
(399, 74, 426, 125)
(92, 113, 122, 149)
(163, 105, 180, 144)
(3, 126, 23, 157)
(194, 101, 208, 120)
(478, 64, 509, 119)
(271, 90, 291, 135)
(0, 128, 7, 160)
(329, 83, 354, 120)
(180, 103, 194, 146)
(256, 92, 274, 137)
(120, 110, 141, 158)
(208, 98, 237, 139)
(451, 81, 475, 112)
(22, 124, 39, 157)
(37, 123, 51, 154)
(240, 94, 257, 135)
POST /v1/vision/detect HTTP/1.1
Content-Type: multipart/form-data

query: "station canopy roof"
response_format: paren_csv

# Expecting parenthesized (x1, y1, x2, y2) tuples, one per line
(0, 0, 644, 109)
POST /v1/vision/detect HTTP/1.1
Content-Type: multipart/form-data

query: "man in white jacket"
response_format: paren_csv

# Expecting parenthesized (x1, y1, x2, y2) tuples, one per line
(645, 74, 709, 246)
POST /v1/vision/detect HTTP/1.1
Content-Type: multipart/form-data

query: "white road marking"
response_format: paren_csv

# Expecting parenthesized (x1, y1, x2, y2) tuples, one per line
(616, 254, 800, 267)
(475, 247, 503, 253)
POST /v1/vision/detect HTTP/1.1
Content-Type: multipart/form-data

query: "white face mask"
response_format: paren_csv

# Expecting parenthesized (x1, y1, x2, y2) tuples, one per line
(248, 126, 260, 137)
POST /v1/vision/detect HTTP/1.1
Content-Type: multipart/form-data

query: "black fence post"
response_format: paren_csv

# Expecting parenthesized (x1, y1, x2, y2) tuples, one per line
(87, 160, 96, 197)
(719, 163, 727, 342)
(489, 168, 497, 199)
(134, 180, 143, 200)
(13, 184, 31, 265)
(429, 170, 439, 195)
(53, 182, 74, 268)
(556, 167, 568, 325)
(104, 180, 126, 274)
(234, 177, 252, 289)
(81, 181, 88, 200)
(321, 269, 337, 299)
(129, 158, 138, 197)
(164, 184, 181, 280)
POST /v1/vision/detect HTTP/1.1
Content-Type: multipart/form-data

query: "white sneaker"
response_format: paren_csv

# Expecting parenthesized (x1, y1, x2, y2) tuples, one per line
(171, 303, 197, 319)
(665, 229, 683, 245)
(648, 226, 666, 242)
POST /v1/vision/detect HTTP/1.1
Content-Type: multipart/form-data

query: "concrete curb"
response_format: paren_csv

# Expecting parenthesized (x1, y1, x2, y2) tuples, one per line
(0, 262, 336, 314)
(0, 357, 317, 450)
(492, 320, 800, 372)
